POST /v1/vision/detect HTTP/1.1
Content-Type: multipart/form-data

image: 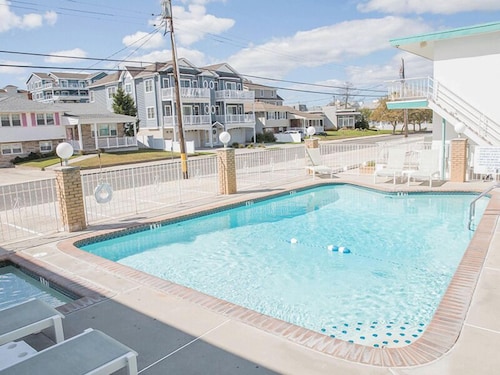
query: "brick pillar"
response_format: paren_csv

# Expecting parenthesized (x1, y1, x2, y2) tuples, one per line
(55, 166, 87, 232)
(217, 148, 237, 195)
(305, 138, 319, 175)
(450, 138, 468, 182)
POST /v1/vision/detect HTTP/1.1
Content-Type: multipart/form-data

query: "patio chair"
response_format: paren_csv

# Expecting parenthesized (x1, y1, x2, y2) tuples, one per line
(373, 149, 407, 184)
(1, 328, 138, 375)
(0, 299, 64, 346)
(409, 149, 441, 187)
(305, 148, 335, 179)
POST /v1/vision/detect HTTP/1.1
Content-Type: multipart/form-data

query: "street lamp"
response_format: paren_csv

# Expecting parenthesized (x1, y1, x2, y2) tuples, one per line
(454, 122, 466, 137)
(219, 131, 231, 148)
(306, 126, 316, 139)
(56, 142, 73, 166)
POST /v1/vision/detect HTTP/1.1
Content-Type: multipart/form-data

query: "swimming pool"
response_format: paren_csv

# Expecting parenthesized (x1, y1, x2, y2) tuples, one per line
(0, 265, 73, 309)
(80, 185, 487, 348)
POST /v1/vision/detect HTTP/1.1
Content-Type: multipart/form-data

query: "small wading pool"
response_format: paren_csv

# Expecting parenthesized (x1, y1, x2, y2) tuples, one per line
(79, 185, 488, 348)
(0, 264, 74, 309)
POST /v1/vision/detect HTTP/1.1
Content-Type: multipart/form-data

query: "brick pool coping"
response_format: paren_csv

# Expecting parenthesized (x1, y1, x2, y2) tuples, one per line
(20, 183, 499, 367)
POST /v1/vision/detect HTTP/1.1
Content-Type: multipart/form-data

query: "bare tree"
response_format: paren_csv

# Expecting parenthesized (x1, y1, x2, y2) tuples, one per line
(371, 97, 404, 134)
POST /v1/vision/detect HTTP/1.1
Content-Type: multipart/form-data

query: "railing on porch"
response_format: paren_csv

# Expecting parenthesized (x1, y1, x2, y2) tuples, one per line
(97, 136, 137, 149)
(215, 114, 255, 125)
(387, 77, 500, 145)
(163, 115, 212, 127)
(161, 87, 211, 101)
(215, 90, 254, 101)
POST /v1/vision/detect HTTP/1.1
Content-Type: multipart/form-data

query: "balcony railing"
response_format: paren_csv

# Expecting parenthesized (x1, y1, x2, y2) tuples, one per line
(97, 136, 137, 149)
(215, 114, 255, 125)
(215, 90, 255, 101)
(163, 115, 212, 127)
(161, 87, 211, 101)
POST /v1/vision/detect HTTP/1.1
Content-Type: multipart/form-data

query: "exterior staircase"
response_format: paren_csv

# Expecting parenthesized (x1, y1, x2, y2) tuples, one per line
(387, 77, 500, 146)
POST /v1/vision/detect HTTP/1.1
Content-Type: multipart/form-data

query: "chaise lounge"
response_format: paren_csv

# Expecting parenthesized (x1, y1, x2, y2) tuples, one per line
(0, 328, 138, 375)
(0, 299, 64, 346)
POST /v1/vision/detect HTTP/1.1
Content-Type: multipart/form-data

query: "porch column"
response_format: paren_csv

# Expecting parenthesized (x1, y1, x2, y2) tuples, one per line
(77, 123, 84, 151)
(55, 166, 87, 232)
(450, 138, 468, 182)
(305, 138, 319, 175)
(217, 148, 237, 194)
(93, 123, 99, 150)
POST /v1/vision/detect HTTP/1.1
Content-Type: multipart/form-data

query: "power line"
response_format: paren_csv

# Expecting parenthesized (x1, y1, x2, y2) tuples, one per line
(0, 50, 386, 95)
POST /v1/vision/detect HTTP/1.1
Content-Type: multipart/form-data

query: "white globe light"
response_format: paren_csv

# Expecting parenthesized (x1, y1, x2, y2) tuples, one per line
(306, 126, 316, 137)
(219, 131, 231, 147)
(56, 142, 74, 164)
(454, 122, 466, 135)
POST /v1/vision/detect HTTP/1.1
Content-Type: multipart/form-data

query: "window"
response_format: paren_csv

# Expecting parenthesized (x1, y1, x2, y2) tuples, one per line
(145, 79, 153, 93)
(226, 82, 237, 90)
(89, 91, 95, 102)
(162, 78, 169, 88)
(1, 143, 22, 155)
(107, 86, 117, 99)
(36, 113, 55, 126)
(1, 114, 21, 127)
(164, 105, 172, 116)
(125, 83, 132, 93)
(147, 107, 156, 119)
(180, 79, 191, 88)
(97, 124, 117, 137)
(39, 141, 53, 153)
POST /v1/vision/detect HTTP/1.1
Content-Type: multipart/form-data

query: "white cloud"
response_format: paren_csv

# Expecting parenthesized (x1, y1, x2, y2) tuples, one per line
(44, 11, 58, 26)
(168, 4, 235, 46)
(124, 48, 206, 67)
(45, 48, 88, 64)
(228, 16, 430, 79)
(0, 60, 29, 75)
(358, 0, 500, 15)
(122, 31, 165, 50)
(0, 0, 57, 32)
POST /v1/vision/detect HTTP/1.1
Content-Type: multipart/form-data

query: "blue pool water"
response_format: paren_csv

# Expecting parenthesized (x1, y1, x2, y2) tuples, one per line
(0, 266, 73, 309)
(81, 185, 487, 348)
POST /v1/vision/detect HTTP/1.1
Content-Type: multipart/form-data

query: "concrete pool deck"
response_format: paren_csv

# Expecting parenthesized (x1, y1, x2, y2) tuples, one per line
(1, 173, 500, 374)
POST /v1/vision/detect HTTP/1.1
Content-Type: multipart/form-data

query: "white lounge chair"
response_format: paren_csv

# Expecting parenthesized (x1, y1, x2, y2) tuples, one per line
(1, 328, 138, 375)
(306, 148, 335, 179)
(0, 299, 64, 345)
(374, 149, 407, 184)
(409, 149, 441, 187)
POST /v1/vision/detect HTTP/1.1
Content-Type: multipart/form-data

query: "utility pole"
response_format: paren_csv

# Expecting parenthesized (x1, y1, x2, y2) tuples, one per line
(162, 0, 188, 178)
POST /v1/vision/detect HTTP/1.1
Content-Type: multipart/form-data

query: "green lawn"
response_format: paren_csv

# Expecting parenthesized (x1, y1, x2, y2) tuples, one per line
(17, 129, 397, 170)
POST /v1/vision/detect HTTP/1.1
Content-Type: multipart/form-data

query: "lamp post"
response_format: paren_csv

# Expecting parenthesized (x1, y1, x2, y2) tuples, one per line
(56, 142, 73, 166)
(219, 131, 231, 148)
(454, 122, 466, 138)
(306, 126, 316, 139)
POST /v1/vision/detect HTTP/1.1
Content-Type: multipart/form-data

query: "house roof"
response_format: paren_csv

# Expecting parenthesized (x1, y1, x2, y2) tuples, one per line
(57, 103, 136, 124)
(49, 72, 92, 80)
(88, 72, 121, 88)
(245, 101, 322, 119)
(390, 21, 500, 60)
(0, 95, 56, 112)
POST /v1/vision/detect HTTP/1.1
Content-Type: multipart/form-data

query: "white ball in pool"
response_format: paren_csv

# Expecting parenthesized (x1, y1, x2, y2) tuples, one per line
(327, 244, 334, 251)
(290, 238, 298, 244)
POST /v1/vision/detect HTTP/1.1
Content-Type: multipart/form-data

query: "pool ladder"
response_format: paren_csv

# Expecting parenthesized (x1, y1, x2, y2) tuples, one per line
(468, 182, 500, 230)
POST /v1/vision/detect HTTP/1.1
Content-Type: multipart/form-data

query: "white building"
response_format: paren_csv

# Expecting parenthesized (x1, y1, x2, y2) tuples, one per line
(387, 21, 500, 147)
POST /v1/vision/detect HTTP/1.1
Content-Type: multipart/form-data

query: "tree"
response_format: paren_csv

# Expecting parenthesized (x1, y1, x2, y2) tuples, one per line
(112, 87, 139, 136)
(408, 108, 433, 132)
(370, 97, 404, 134)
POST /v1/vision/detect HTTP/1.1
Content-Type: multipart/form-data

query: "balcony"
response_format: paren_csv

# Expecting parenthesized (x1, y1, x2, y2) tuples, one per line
(161, 87, 211, 102)
(163, 115, 212, 127)
(215, 114, 255, 126)
(215, 90, 254, 102)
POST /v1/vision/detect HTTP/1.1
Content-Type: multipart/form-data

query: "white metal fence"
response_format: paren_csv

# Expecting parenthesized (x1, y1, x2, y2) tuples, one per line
(2, 141, 497, 245)
(0, 179, 60, 244)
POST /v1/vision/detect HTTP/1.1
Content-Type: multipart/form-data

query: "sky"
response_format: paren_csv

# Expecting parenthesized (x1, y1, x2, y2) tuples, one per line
(1, 0, 499, 108)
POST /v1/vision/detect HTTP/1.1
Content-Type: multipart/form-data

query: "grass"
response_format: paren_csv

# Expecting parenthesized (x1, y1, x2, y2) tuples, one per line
(16, 129, 397, 170)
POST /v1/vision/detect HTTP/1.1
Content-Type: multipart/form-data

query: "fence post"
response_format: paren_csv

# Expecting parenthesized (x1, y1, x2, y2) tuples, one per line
(217, 148, 237, 194)
(450, 138, 468, 182)
(55, 166, 87, 232)
(305, 138, 319, 175)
